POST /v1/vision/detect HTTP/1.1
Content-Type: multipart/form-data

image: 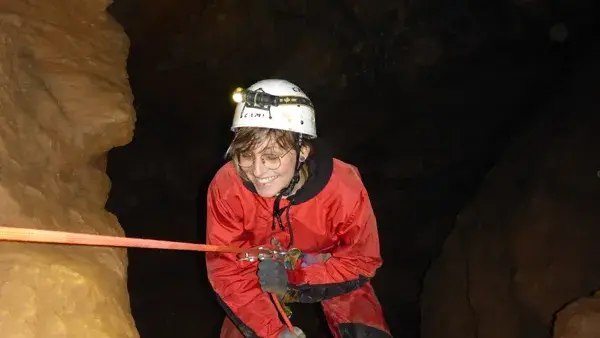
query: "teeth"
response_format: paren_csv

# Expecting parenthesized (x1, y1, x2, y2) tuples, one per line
(257, 176, 276, 184)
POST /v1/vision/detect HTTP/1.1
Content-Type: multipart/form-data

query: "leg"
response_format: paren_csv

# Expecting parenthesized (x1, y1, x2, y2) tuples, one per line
(321, 282, 392, 338)
(220, 316, 245, 338)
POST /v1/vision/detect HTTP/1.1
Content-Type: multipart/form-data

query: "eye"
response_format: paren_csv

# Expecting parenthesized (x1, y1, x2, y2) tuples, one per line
(264, 155, 279, 161)
(239, 154, 253, 159)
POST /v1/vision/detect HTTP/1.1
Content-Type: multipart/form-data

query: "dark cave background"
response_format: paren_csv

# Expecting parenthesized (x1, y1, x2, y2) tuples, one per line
(104, 1, 599, 337)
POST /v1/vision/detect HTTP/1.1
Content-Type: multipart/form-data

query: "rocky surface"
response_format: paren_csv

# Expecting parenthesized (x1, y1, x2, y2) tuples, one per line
(0, 0, 138, 337)
(553, 292, 600, 338)
(421, 41, 600, 338)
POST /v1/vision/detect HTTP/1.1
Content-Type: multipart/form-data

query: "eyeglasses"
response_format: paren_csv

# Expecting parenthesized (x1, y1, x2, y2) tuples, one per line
(237, 149, 292, 170)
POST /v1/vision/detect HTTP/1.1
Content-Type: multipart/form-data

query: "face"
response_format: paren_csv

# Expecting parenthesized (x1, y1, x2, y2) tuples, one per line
(238, 138, 305, 198)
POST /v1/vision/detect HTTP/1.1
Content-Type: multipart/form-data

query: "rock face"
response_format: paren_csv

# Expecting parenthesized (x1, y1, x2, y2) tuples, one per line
(553, 292, 600, 338)
(0, 0, 138, 337)
(420, 42, 600, 338)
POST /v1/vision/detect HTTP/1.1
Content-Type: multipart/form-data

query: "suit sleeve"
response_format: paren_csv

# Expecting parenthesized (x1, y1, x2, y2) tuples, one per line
(205, 181, 286, 338)
(286, 185, 384, 303)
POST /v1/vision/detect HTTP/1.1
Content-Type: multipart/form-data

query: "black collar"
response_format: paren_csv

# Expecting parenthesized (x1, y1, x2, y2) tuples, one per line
(242, 138, 334, 204)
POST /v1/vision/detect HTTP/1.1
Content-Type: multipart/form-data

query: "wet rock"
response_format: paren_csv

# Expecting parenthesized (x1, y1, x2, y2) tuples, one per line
(0, 0, 138, 337)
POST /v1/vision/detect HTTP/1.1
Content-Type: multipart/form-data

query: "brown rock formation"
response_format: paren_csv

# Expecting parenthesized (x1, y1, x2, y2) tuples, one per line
(420, 42, 600, 338)
(553, 292, 600, 338)
(0, 0, 138, 337)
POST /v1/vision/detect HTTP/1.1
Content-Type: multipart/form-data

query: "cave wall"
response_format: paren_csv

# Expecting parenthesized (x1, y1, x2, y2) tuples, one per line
(553, 292, 600, 338)
(0, 0, 138, 337)
(421, 40, 600, 338)
(104, 0, 600, 337)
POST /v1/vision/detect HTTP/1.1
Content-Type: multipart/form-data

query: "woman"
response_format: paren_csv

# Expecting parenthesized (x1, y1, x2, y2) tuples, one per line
(205, 79, 391, 338)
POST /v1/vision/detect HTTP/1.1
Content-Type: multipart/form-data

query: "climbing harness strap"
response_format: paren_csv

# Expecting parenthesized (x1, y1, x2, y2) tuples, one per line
(0, 225, 297, 333)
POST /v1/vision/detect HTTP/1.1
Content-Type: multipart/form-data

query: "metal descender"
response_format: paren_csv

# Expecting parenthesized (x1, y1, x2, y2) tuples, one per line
(236, 238, 303, 318)
(236, 238, 302, 268)
(236, 245, 288, 262)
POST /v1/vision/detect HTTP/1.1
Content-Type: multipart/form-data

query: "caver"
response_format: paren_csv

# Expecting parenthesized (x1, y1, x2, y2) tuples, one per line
(205, 79, 392, 338)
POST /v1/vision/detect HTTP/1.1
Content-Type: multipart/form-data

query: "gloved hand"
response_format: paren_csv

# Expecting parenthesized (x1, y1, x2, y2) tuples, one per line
(257, 259, 288, 296)
(278, 326, 306, 338)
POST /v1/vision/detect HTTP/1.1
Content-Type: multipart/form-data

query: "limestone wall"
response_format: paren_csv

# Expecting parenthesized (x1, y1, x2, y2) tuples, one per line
(0, 0, 138, 337)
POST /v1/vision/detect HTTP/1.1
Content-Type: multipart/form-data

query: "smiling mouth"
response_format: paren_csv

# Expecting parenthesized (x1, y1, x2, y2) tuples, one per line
(256, 175, 277, 184)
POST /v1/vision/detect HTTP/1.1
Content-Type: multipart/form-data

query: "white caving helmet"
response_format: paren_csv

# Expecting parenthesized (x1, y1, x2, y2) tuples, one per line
(231, 79, 317, 138)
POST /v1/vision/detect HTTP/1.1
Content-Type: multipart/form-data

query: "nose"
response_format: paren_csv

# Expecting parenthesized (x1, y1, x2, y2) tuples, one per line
(252, 157, 268, 177)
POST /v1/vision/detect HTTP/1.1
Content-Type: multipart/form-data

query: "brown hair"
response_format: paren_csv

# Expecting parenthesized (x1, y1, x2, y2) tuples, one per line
(228, 127, 311, 183)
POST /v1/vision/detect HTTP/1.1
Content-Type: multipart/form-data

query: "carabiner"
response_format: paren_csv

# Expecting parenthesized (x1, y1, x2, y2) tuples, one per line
(236, 246, 287, 262)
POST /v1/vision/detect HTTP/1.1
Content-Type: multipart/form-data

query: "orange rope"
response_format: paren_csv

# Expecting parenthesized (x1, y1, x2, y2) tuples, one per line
(0, 225, 244, 253)
(0, 225, 295, 332)
(271, 292, 296, 334)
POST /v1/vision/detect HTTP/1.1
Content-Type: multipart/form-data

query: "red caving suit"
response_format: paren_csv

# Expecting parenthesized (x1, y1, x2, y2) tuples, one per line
(205, 141, 391, 338)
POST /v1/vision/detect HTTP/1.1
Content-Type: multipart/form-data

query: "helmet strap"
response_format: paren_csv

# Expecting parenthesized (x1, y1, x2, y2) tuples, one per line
(278, 133, 304, 198)
(271, 133, 304, 248)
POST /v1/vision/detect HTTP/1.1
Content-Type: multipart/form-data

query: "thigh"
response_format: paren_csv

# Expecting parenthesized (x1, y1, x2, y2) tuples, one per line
(321, 282, 392, 338)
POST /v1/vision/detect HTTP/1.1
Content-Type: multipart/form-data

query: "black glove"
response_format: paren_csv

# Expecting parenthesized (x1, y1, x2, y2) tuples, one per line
(257, 259, 288, 296)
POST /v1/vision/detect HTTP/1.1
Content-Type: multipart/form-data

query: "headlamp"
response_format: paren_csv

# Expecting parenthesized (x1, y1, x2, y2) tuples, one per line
(232, 87, 244, 103)
(231, 87, 314, 109)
